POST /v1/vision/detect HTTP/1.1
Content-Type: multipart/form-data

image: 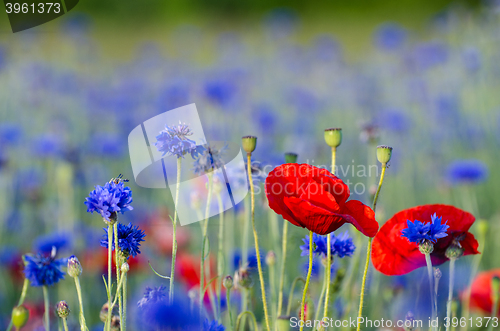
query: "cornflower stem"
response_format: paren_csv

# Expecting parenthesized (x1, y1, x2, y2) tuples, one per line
(200, 172, 214, 318)
(356, 163, 386, 331)
(169, 157, 182, 303)
(62, 318, 69, 331)
(226, 287, 234, 331)
(446, 258, 456, 331)
(425, 253, 437, 329)
(241, 195, 251, 323)
(113, 222, 122, 327)
(299, 231, 314, 331)
(235, 311, 259, 331)
(277, 221, 288, 317)
(286, 277, 306, 316)
(269, 258, 277, 324)
(323, 147, 336, 320)
(314, 267, 327, 329)
(74, 276, 88, 331)
(122, 273, 128, 331)
(247, 152, 271, 331)
(43, 285, 50, 331)
(6, 278, 29, 331)
(216, 193, 224, 319)
(106, 222, 113, 331)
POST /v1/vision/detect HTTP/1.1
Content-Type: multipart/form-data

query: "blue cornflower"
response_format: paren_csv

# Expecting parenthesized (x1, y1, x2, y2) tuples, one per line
(100, 222, 145, 258)
(84, 177, 133, 222)
(446, 159, 488, 185)
(204, 319, 225, 331)
(401, 213, 449, 244)
(23, 252, 66, 287)
(140, 296, 200, 330)
(33, 232, 71, 255)
(154, 122, 205, 159)
(193, 144, 228, 175)
(137, 286, 167, 308)
(233, 249, 261, 270)
(300, 233, 328, 257)
(331, 232, 356, 258)
(374, 23, 407, 51)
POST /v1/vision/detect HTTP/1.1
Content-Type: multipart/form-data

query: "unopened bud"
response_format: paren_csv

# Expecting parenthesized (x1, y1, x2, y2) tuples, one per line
(266, 251, 276, 266)
(445, 245, 464, 259)
(223, 275, 234, 290)
(121, 262, 130, 273)
(419, 240, 434, 255)
(56, 301, 70, 318)
(434, 268, 442, 280)
(12, 305, 29, 329)
(67, 255, 82, 278)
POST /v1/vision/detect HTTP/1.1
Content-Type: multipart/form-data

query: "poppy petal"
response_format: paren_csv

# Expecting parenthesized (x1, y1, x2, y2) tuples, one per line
(340, 200, 379, 237)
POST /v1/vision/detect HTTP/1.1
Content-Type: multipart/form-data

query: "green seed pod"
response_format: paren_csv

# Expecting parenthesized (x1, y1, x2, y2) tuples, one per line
(284, 152, 298, 164)
(324, 128, 342, 148)
(242, 136, 257, 154)
(12, 305, 29, 329)
(377, 145, 393, 164)
(276, 316, 291, 331)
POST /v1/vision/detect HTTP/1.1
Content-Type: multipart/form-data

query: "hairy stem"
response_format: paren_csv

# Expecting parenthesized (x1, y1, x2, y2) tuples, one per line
(169, 157, 182, 303)
(446, 258, 455, 331)
(299, 231, 314, 331)
(277, 221, 288, 317)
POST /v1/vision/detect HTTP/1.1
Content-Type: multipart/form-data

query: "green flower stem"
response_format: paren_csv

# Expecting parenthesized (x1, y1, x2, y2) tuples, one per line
(489, 290, 500, 331)
(286, 277, 306, 316)
(269, 257, 277, 324)
(169, 157, 182, 303)
(446, 258, 456, 331)
(235, 311, 259, 331)
(425, 253, 437, 329)
(122, 273, 128, 331)
(74, 276, 88, 331)
(6, 278, 29, 331)
(200, 172, 214, 317)
(314, 267, 327, 330)
(226, 287, 234, 331)
(248, 153, 271, 331)
(216, 193, 225, 319)
(43, 285, 50, 331)
(356, 163, 386, 331)
(323, 147, 336, 320)
(299, 231, 314, 331)
(113, 222, 122, 327)
(277, 221, 288, 317)
(241, 196, 251, 322)
(62, 317, 69, 331)
(106, 222, 113, 331)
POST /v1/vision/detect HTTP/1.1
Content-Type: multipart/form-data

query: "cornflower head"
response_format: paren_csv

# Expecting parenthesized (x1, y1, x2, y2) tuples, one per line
(401, 213, 449, 245)
(192, 143, 227, 175)
(204, 319, 225, 331)
(300, 233, 328, 257)
(154, 121, 205, 159)
(23, 248, 66, 287)
(100, 222, 146, 259)
(84, 175, 133, 223)
(331, 231, 356, 258)
(137, 286, 167, 308)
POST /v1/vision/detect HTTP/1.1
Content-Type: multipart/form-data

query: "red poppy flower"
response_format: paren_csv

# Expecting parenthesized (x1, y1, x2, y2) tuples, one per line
(265, 163, 378, 237)
(465, 269, 500, 316)
(372, 204, 479, 276)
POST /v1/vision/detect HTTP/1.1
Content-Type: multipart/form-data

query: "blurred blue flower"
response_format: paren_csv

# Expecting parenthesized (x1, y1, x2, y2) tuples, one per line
(233, 249, 260, 270)
(300, 233, 328, 257)
(0, 246, 21, 267)
(312, 35, 342, 62)
(331, 232, 356, 258)
(33, 232, 71, 255)
(376, 109, 412, 133)
(88, 133, 124, 158)
(193, 144, 227, 175)
(374, 23, 407, 51)
(140, 295, 200, 330)
(32, 134, 63, 157)
(24, 252, 66, 287)
(100, 222, 146, 258)
(401, 213, 449, 244)
(204, 319, 225, 331)
(410, 41, 448, 70)
(155, 122, 205, 159)
(462, 47, 481, 72)
(137, 286, 167, 308)
(0, 123, 22, 145)
(446, 159, 488, 185)
(85, 179, 134, 222)
(204, 78, 237, 108)
(254, 104, 277, 133)
(435, 95, 460, 125)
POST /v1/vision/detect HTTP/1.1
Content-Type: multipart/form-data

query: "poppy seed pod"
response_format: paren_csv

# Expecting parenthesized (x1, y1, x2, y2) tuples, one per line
(324, 128, 342, 148)
(284, 152, 298, 164)
(242, 136, 257, 154)
(12, 305, 29, 329)
(377, 145, 393, 164)
(56, 301, 70, 318)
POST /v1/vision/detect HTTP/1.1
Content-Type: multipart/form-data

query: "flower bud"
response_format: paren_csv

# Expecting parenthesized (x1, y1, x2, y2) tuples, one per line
(111, 315, 121, 331)
(242, 136, 257, 154)
(121, 262, 130, 273)
(234, 267, 253, 289)
(67, 255, 82, 278)
(276, 316, 291, 331)
(418, 240, 434, 255)
(12, 305, 29, 329)
(223, 275, 234, 290)
(377, 145, 393, 164)
(265, 251, 276, 266)
(56, 301, 70, 318)
(434, 268, 442, 280)
(297, 297, 314, 321)
(284, 153, 298, 164)
(445, 245, 464, 259)
(492, 276, 500, 302)
(324, 128, 342, 148)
